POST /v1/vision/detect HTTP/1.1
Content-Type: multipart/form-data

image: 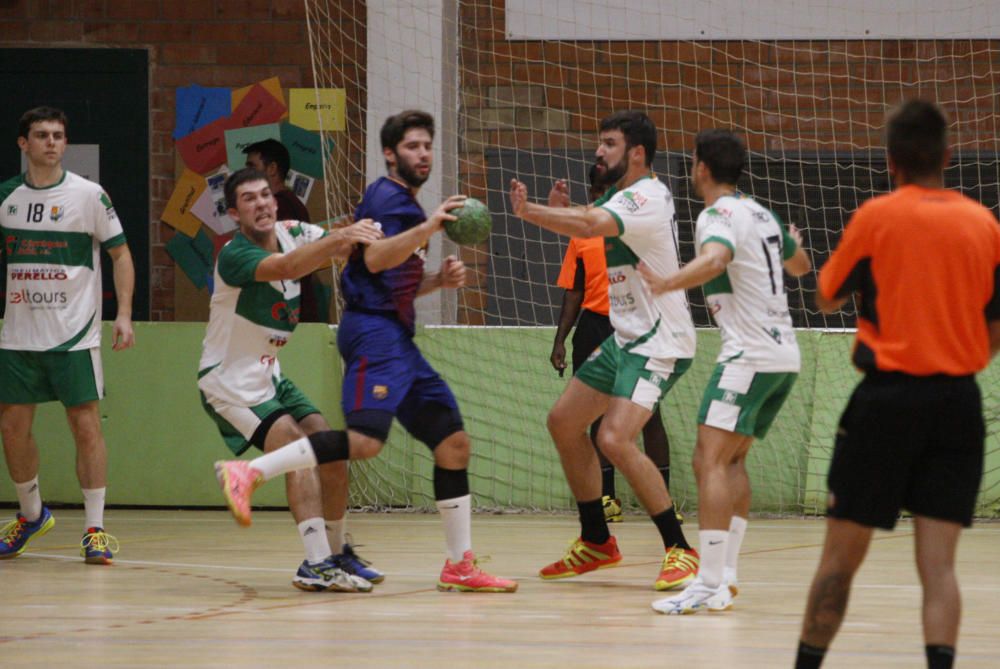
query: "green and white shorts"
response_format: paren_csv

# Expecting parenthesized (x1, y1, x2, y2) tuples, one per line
(199, 374, 320, 456)
(576, 335, 692, 411)
(698, 363, 797, 439)
(0, 347, 103, 407)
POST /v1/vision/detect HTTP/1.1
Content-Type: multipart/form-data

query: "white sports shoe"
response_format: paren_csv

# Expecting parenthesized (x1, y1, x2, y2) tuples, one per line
(723, 566, 739, 597)
(651, 577, 732, 615)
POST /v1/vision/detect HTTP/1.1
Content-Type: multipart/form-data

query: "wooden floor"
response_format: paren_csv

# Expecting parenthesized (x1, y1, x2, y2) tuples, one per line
(2, 510, 999, 668)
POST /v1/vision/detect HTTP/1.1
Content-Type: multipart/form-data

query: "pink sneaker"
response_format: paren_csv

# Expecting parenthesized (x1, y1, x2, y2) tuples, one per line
(437, 551, 518, 592)
(214, 460, 263, 527)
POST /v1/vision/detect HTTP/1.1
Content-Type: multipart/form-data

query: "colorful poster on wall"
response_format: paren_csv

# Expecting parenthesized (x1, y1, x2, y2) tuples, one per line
(231, 84, 287, 129)
(166, 227, 214, 290)
(232, 77, 286, 117)
(289, 88, 346, 131)
(176, 115, 233, 174)
(280, 122, 330, 178)
(225, 123, 281, 173)
(174, 84, 232, 140)
(162, 169, 207, 237)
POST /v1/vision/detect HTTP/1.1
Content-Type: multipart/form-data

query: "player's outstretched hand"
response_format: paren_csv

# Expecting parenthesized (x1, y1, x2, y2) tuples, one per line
(550, 341, 567, 377)
(788, 223, 805, 249)
(428, 195, 467, 232)
(548, 179, 570, 208)
(343, 218, 384, 245)
(509, 179, 529, 217)
(330, 218, 384, 258)
(112, 315, 135, 351)
(440, 255, 467, 289)
(637, 260, 671, 295)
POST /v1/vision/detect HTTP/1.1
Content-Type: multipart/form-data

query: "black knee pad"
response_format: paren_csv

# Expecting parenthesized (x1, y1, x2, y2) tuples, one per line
(409, 405, 464, 451)
(249, 409, 290, 450)
(345, 409, 394, 443)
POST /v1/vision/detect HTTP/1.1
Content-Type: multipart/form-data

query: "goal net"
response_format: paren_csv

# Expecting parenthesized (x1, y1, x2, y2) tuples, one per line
(304, 0, 1000, 516)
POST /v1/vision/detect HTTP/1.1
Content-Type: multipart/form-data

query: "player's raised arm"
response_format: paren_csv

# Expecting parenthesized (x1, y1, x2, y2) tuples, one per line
(255, 220, 383, 282)
(509, 178, 617, 238)
(363, 195, 465, 273)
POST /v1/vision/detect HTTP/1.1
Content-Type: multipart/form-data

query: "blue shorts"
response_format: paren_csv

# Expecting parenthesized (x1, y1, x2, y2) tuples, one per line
(338, 311, 460, 436)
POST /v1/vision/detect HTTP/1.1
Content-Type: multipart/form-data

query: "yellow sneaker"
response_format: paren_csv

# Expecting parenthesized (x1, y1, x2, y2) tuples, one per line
(602, 495, 623, 523)
(81, 527, 119, 565)
(654, 545, 699, 591)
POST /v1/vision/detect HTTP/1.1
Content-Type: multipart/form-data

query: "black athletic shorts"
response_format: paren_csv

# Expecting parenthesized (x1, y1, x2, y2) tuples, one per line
(826, 371, 984, 529)
(571, 309, 614, 373)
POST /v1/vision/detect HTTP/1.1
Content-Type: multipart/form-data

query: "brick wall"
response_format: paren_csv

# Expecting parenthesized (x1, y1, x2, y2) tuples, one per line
(0, 0, 353, 321)
(455, 1, 1000, 324)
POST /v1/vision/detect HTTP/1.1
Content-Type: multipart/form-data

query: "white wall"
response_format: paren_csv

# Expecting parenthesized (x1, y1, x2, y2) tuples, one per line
(506, 0, 1000, 40)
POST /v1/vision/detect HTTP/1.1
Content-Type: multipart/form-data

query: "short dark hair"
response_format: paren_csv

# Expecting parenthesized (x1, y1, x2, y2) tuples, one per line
(886, 100, 948, 179)
(19, 106, 68, 139)
(224, 167, 269, 210)
(598, 111, 657, 167)
(243, 138, 291, 180)
(380, 110, 435, 154)
(694, 129, 746, 185)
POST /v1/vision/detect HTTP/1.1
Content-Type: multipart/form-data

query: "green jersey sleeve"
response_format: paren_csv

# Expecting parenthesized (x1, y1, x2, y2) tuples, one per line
(217, 237, 271, 287)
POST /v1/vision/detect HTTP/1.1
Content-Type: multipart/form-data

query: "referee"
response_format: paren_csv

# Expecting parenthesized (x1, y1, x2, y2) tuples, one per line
(795, 100, 1000, 669)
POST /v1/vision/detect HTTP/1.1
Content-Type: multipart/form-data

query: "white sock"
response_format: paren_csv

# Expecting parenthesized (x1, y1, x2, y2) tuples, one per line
(436, 494, 472, 563)
(82, 487, 106, 529)
(15, 477, 42, 522)
(298, 517, 331, 564)
(250, 437, 317, 481)
(698, 529, 728, 589)
(325, 517, 346, 552)
(725, 516, 748, 578)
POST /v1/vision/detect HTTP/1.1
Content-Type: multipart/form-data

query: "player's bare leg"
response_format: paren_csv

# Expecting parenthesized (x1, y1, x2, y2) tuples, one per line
(546, 378, 608, 502)
(538, 378, 625, 580)
(0, 404, 55, 560)
(724, 440, 753, 595)
(65, 401, 117, 564)
(798, 518, 873, 651)
(914, 515, 962, 649)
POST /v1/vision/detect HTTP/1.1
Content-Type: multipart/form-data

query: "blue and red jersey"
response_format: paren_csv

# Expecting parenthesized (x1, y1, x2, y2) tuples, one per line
(340, 177, 427, 335)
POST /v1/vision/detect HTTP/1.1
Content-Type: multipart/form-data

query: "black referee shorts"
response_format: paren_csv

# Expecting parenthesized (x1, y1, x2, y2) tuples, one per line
(571, 309, 614, 373)
(827, 371, 984, 529)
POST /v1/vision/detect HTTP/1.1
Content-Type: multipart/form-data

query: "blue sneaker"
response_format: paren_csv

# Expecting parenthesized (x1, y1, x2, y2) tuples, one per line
(0, 508, 55, 559)
(292, 557, 373, 593)
(334, 540, 385, 584)
(81, 527, 119, 565)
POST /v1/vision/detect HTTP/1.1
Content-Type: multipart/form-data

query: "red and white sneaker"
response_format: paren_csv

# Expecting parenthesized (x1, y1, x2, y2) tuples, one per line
(437, 551, 518, 592)
(654, 545, 699, 591)
(214, 460, 263, 527)
(539, 536, 622, 579)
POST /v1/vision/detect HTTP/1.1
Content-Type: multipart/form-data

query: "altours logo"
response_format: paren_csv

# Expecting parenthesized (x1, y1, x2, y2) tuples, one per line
(9, 289, 68, 306)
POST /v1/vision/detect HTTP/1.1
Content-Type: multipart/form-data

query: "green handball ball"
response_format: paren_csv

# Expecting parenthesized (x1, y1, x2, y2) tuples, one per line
(444, 197, 492, 245)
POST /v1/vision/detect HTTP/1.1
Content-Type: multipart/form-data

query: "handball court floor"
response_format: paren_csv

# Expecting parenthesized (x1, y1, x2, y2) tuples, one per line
(2, 510, 999, 668)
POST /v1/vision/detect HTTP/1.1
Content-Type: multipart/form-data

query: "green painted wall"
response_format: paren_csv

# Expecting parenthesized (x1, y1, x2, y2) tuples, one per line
(1, 323, 998, 516)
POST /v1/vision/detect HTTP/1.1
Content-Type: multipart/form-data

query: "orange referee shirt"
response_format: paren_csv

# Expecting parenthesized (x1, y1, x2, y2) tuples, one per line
(819, 184, 1000, 376)
(557, 237, 610, 316)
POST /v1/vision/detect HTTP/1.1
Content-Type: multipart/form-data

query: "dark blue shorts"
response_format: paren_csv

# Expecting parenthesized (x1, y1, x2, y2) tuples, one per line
(338, 311, 460, 435)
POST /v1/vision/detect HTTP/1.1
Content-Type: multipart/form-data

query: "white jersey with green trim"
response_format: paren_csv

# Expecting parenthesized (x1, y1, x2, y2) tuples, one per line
(0, 171, 126, 352)
(198, 221, 326, 407)
(696, 193, 800, 372)
(598, 175, 696, 360)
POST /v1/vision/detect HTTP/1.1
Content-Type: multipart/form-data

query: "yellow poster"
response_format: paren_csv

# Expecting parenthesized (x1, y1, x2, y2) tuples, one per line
(162, 169, 207, 238)
(289, 88, 346, 131)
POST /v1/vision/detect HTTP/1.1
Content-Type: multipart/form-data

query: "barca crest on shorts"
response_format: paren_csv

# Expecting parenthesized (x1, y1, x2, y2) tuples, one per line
(49, 206, 64, 222)
(372, 385, 389, 399)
